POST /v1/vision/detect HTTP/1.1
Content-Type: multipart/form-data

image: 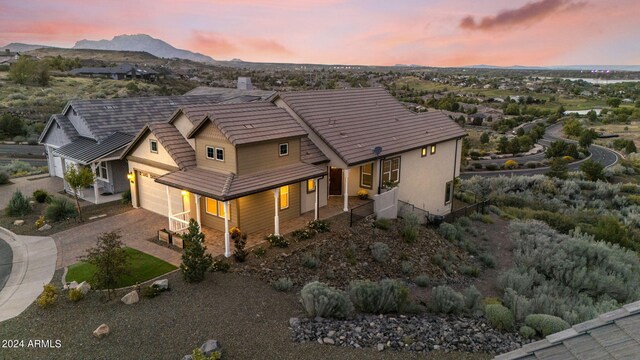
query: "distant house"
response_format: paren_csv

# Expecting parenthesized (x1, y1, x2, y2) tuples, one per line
(0, 49, 20, 67)
(69, 63, 158, 81)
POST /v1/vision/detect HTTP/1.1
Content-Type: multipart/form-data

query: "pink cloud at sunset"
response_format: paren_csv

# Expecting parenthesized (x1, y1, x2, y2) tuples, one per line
(0, 0, 638, 66)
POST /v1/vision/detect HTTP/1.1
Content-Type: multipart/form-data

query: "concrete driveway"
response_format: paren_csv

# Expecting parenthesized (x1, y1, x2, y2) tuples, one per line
(52, 208, 181, 269)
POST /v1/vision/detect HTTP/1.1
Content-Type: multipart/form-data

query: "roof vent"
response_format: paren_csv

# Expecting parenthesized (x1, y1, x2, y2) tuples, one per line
(392, 136, 397, 141)
(244, 124, 254, 129)
(340, 131, 347, 137)
(328, 118, 336, 126)
(357, 143, 362, 148)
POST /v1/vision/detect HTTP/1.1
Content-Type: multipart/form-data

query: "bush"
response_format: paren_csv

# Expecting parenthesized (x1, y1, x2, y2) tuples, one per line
(121, 189, 132, 204)
(504, 160, 518, 169)
(479, 253, 496, 268)
(525, 314, 570, 336)
(460, 264, 480, 277)
(414, 275, 430, 288)
(428, 286, 465, 314)
(301, 281, 353, 319)
(272, 277, 293, 292)
(210, 259, 230, 273)
(348, 279, 409, 314)
(45, 196, 76, 222)
(370, 242, 390, 262)
(292, 228, 315, 240)
(36, 283, 58, 308)
(32, 189, 49, 203)
(252, 247, 266, 258)
(374, 218, 392, 230)
(266, 234, 289, 248)
(35, 215, 45, 229)
(67, 288, 84, 302)
(401, 214, 420, 243)
(485, 163, 499, 171)
(191, 348, 222, 360)
(485, 304, 514, 331)
(5, 190, 31, 216)
(308, 219, 330, 233)
(302, 255, 318, 269)
(400, 261, 413, 275)
(438, 222, 461, 242)
(463, 286, 484, 315)
(0, 171, 9, 185)
(180, 220, 213, 283)
(525, 161, 538, 169)
(233, 233, 248, 262)
(141, 285, 161, 298)
(519, 325, 537, 339)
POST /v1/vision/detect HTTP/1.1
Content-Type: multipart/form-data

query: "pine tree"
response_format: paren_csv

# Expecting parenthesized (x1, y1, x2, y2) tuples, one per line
(546, 158, 568, 180)
(180, 219, 213, 283)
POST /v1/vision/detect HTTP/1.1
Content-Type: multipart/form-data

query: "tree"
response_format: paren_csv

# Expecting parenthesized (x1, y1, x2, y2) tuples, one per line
(0, 113, 25, 138)
(563, 118, 583, 138)
(626, 141, 637, 154)
(82, 232, 130, 300)
(580, 159, 604, 181)
(505, 103, 520, 116)
(587, 110, 599, 122)
(546, 158, 568, 180)
(34, 62, 50, 86)
(180, 219, 213, 283)
(607, 98, 622, 108)
(579, 129, 596, 149)
(480, 132, 490, 144)
(8, 57, 36, 85)
(64, 165, 94, 222)
(498, 136, 509, 154)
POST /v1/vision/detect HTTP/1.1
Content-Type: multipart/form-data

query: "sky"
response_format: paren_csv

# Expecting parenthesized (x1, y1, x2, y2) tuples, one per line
(1, 0, 638, 67)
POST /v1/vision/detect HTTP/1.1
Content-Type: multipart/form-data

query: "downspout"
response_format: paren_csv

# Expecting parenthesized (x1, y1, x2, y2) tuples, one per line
(377, 157, 384, 194)
(451, 138, 459, 213)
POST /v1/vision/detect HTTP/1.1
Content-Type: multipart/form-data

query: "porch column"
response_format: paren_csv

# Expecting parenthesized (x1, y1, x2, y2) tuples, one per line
(343, 168, 349, 212)
(165, 186, 172, 231)
(314, 178, 320, 220)
(194, 194, 201, 226)
(273, 188, 280, 236)
(223, 201, 230, 258)
(91, 163, 100, 204)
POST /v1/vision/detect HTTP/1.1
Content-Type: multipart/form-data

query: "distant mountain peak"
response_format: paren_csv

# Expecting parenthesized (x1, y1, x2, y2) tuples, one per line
(72, 34, 214, 63)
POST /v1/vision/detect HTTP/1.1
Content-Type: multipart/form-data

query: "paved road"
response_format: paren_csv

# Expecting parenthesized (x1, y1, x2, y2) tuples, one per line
(0, 144, 47, 167)
(0, 237, 11, 293)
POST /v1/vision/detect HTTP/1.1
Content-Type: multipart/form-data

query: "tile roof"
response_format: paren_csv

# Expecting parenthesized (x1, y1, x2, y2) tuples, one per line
(147, 123, 196, 170)
(300, 137, 329, 164)
(186, 102, 308, 145)
(278, 87, 466, 165)
(185, 86, 276, 101)
(52, 132, 134, 165)
(155, 162, 326, 201)
(69, 63, 158, 76)
(495, 300, 640, 360)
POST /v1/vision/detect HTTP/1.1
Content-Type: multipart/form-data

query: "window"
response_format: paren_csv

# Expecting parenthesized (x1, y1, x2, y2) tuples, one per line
(279, 143, 289, 156)
(431, 144, 437, 155)
(205, 198, 227, 219)
(421, 147, 427, 157)
(150, 140, 158, 153)
(445, 181, 453, 205)
(307, 179, 316, 193)
(382, 157, 400, 184)
(360, 163, 373, 189)
(206, 146, 215, 159)
(95, 162, 108, 181)
(215, 148, 224, 161)
(279, 186, 289, 209)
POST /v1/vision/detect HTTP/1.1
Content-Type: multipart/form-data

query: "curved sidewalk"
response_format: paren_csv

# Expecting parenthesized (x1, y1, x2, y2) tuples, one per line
(0, 227, 56, 323)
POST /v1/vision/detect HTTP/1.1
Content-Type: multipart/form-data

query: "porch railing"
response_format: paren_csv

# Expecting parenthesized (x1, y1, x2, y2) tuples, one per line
(350, 200, 375, 227)
(169, 211, 190, 233)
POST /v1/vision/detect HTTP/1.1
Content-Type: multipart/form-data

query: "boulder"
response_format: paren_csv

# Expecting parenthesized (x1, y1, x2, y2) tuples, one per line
(181, 356, 193, 360)
(38, 224, 52, 231)
(152, 279, 169, 290)
(93, 324, 109, 338)
(67, 281, 79, 290)
(77, 281, 91, 295)
(13, 220, 24, 226)
(200, 339, 221, 357)
(121, 290, 139, 305)
(289, 317, 300, 328)
(377, 343, 385, 351)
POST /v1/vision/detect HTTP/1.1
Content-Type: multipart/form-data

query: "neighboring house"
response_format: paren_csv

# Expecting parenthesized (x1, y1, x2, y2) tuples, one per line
(69, 63, 158, 80)
(0, 49, 20, 67)
(39, 90, 275, 203)
(275, 88, 466, 216)
(496, 300, 640, 359)
(121, 102, 328, 256)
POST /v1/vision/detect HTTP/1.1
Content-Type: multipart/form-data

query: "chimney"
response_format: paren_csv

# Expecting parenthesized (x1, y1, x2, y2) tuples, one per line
(237, 77, 253, 90)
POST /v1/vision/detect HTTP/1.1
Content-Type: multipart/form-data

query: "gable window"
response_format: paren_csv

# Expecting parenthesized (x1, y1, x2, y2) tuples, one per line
(205, 198, 227, 219)
(95, 162, 108, 181)
(280, 185, 289, 209)
(307, 179, 316, 193)
(279, 143, 289, 156)
(421, 147, 428, 157)
(215, 148, 225, 161)
(431, 144, 437, 155)
(360, 162, 373, 189)
(382, 157, 401, 184)
(150, 140, 158, 153)
(445, 181, 453, 205)
(206, 146, 215, 159)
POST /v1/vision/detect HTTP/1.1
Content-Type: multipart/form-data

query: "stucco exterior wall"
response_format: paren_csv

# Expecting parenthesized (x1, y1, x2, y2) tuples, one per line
(129, 132, 179, 169)
(300, 177, 328, 214)
(127, 160, 172, 208)
(172, 114, 196, 148)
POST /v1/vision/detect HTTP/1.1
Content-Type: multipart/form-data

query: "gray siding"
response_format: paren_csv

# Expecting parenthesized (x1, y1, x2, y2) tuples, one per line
(42, 124, 71, 147)
(110, 160, 130, 193)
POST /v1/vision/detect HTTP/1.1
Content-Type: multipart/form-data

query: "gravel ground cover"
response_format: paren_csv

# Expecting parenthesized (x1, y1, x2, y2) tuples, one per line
(0, 269, 489, 360)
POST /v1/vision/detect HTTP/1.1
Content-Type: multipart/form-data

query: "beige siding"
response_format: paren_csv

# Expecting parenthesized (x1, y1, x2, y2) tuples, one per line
(129, 132, 179, 168)
(236, 138, 301, 175)
(199, 197, 238, 232)
(194, 122, 237, 174)
(172, 114, 196, 148)
(237, 183, 301, 234)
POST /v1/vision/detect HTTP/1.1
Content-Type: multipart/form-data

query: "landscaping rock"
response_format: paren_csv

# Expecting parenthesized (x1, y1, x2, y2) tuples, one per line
(121, 290, 139, 305)
(377, 343, 385, 351)
(200, 339, 221, 357)
(77, 281, 91, 295)
(152, 279, 169, 290)
(289, 317, 300, 328)
(37, 224, 52, 231)
(181, 356, 193, 360)
(67, 281, 79, 290)
(93, 324, 109, 338)
(323, 337, 335, 345)
(13, 220, 24, 226)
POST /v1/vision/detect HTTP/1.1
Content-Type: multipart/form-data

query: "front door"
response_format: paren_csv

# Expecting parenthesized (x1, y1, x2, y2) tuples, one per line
(329, 167, 343, 195)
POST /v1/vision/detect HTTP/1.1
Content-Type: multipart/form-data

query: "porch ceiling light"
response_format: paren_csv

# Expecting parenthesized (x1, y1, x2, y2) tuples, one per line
(181, 190, 189, 196)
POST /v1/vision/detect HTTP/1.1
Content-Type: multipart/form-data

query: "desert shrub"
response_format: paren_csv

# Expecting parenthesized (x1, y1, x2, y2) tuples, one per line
(292, 228, 315, 240)
(32, 189, 49, 203)
(140, 285, 161, 298)
(487, 205, 503, 216)
(401, 214, 420, 243)
(370, 242, 390, 262)
(414, 275, 430, 288)
(504, 160, 518, 169)
(348, 279, 409, 314)
(460, 264, 480, 277)
(456, 217, 471, 228)
(302, 255, 318, 269)
(463, 286, 484, 315)
(266, 234, 289, 248)
(272, 277, 293, 292)
(210, 259, 230, 273)
(428, 286, 465, 314)
(252, 247, 266, 257)
(121, 189, 131, 204)
(67, 288, 84, 302)
(519, 326, 537, 339)
(400, 261, 413, 275)
(485, 303, 514, 331)
(621, 183, 640, 194)
(4, 160, 32, 174)
(485, 163, 499, 171)
(6, 190, 31, 216)
(36, 283, 58, 308)
(0, 171, 9, 185)
(503, 288, 534, 321)
(479, 253, 496, 268)
(438, 222, 461, 242)
(45, 196, 76, 222)
(308, 219, 330, 233)
(525, 161, 538, 169)
(300, 281, 353, 319)
(374, 218, 392, 230)
(525, 314, 570, 336)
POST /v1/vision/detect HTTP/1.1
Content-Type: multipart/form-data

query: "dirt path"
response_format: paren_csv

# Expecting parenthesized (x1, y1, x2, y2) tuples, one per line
(468, 216, 513, 298)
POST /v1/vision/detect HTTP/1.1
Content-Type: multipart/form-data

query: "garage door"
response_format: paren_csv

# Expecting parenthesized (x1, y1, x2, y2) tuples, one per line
(53, 156, 63, 178)
(136, 171, 184, 216)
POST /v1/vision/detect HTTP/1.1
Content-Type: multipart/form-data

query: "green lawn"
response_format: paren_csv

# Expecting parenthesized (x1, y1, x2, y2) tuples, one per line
(66, 247, 177, 288)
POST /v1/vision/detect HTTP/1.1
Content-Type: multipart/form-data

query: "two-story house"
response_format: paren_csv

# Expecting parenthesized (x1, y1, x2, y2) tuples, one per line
(121, 102, 328, 257)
